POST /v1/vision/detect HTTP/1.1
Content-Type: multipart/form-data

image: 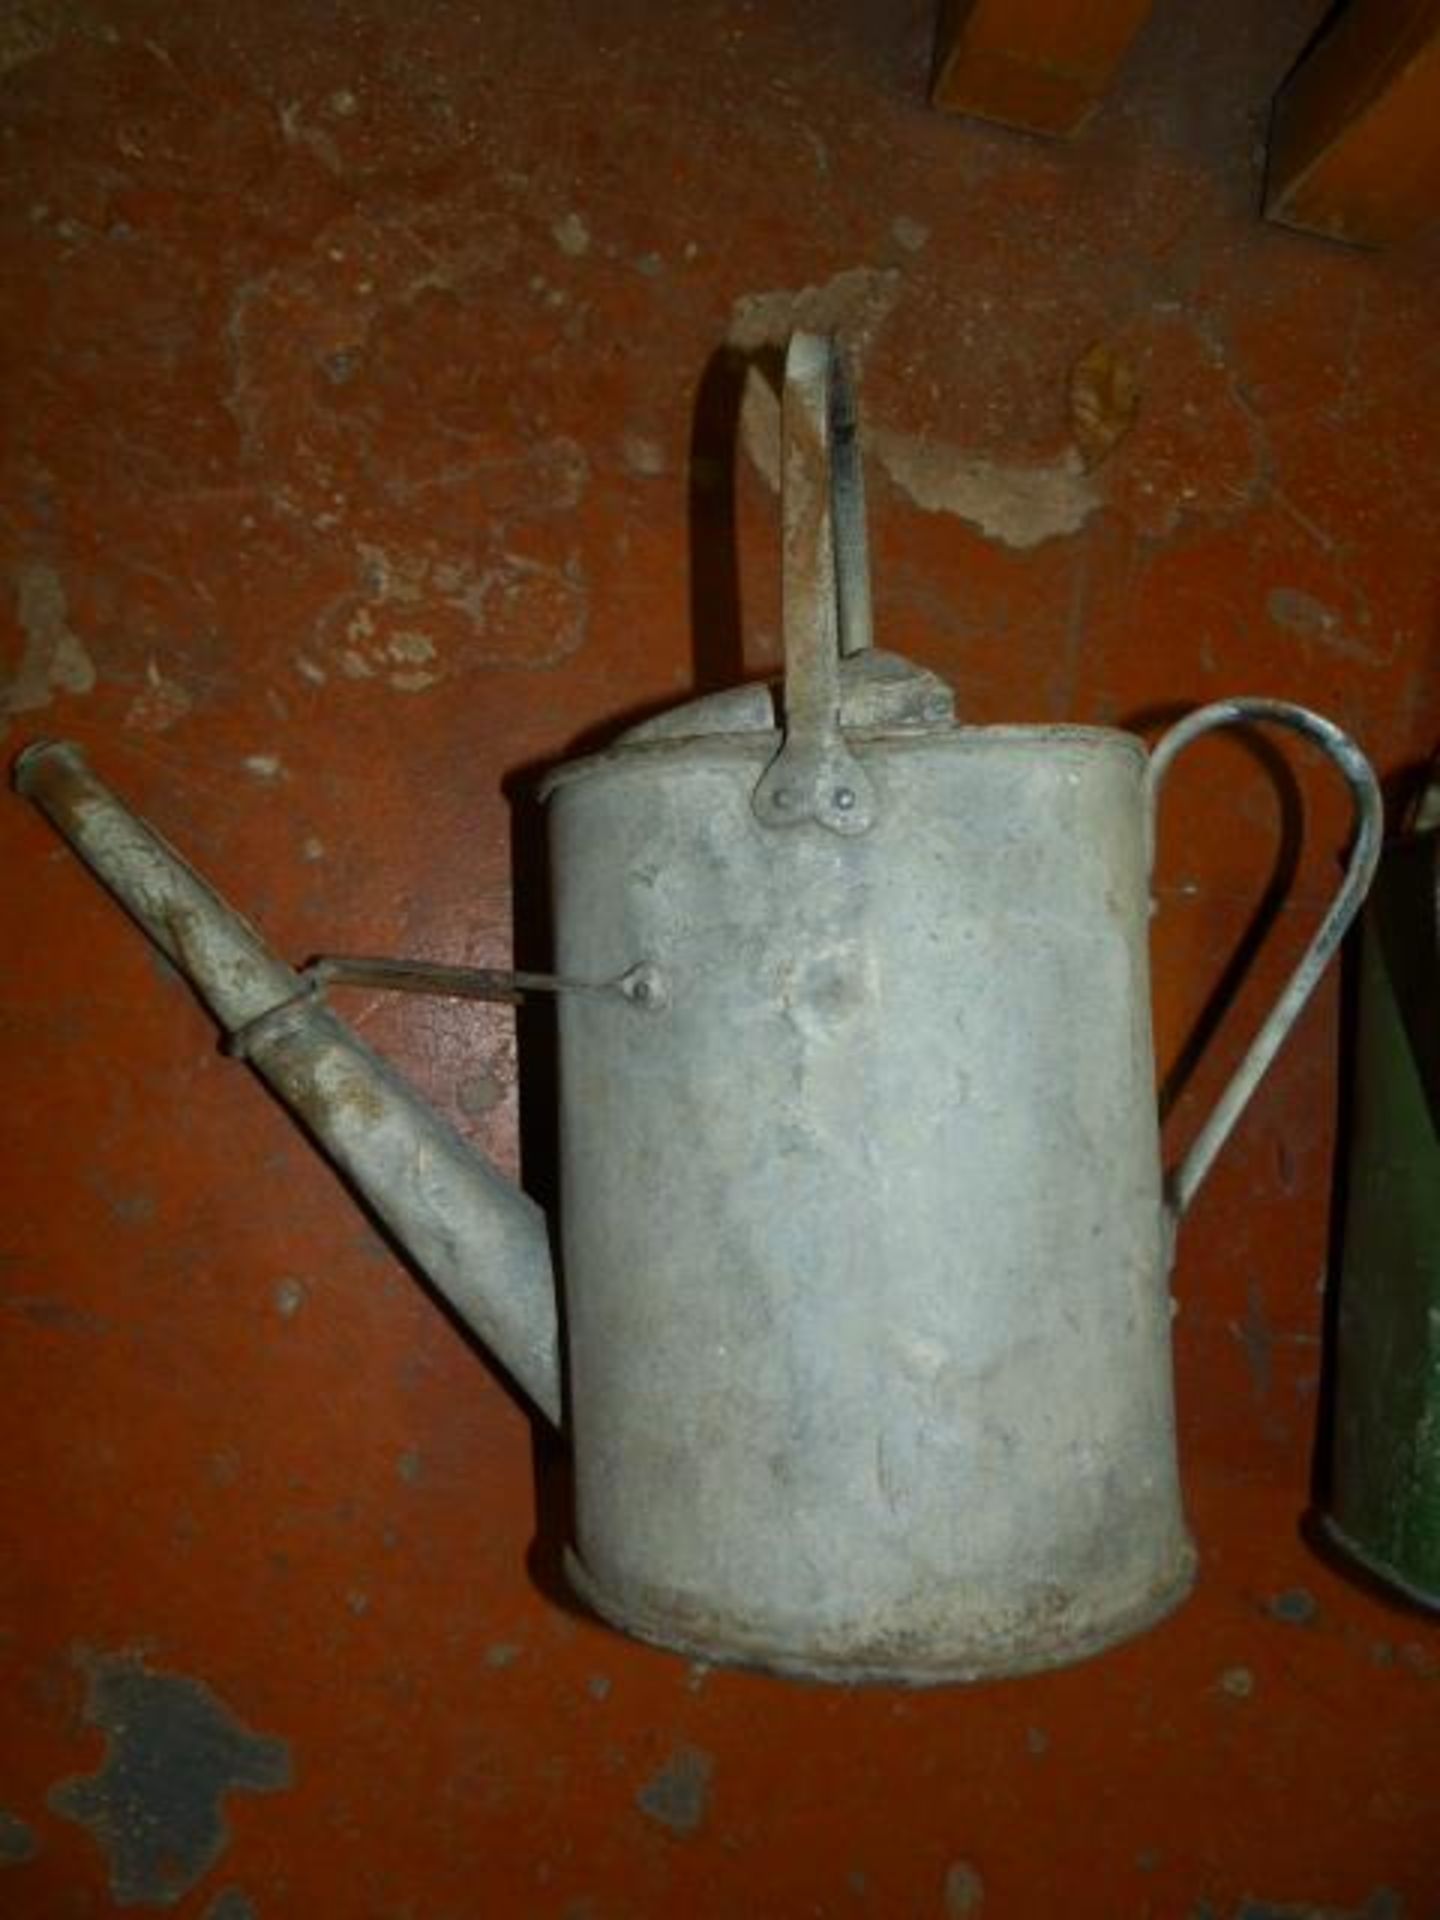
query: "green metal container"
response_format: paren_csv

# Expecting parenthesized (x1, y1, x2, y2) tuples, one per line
(1327, 777, 1440, 1609)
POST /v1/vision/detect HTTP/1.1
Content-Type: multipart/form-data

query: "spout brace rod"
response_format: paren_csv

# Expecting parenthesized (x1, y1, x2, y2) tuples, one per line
(227, 952, 663, 1060)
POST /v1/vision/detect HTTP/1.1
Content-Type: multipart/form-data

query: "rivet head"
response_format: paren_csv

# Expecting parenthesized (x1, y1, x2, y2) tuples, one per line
(772, 787, 794, 810)
(833, 786, 856, 812)
(619, 962, 667, 1011)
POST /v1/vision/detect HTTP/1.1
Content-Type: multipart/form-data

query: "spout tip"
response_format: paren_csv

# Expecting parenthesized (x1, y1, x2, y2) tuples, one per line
(13, 738, 85, 797)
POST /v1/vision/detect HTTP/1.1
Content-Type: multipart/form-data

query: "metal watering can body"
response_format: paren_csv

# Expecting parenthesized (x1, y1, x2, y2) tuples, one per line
(16, 334, 1382, 1684)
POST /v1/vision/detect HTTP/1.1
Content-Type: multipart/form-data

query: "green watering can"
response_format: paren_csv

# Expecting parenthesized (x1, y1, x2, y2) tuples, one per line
(1327, 764, 1440, 1610)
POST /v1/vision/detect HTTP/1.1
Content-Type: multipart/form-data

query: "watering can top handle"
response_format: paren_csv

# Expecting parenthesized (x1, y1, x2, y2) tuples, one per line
(1145, 698, 1384, 1222)
(752, 333, 878, 837)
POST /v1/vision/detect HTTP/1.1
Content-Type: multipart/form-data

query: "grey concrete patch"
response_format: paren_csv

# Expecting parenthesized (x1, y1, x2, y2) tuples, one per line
(1235, 1892, 1402, 1920)
(0, 1807, 38, 1864)
(1265, 1587, 1319, 1626)
(47, 1648, 292, 1906)
(944, 1859, 985, 1915)
(203, 1887, 259, 1920)
(635, 1744, 713, 1836)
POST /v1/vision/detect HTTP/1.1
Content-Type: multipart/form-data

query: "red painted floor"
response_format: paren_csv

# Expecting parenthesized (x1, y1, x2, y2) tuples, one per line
(2, 2, 1438, 1915)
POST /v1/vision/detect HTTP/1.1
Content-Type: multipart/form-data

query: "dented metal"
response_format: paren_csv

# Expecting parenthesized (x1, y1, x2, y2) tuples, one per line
(15, 332, 1384, 1684)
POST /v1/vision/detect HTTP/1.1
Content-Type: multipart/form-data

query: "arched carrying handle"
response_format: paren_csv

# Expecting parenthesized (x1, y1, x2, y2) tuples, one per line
(1146, 698, 1383, 1220)
(752, 333, 877, 836)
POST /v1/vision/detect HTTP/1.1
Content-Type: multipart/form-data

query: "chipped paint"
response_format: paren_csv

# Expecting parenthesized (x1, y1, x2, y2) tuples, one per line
(730, 267, 903, 495)
(620, 432, 666, 476)
(47, 1649, 292, 1907)
(1265, 587, 1379, 663)
(202, 1888, 259, 1920)
(272, 1276, 307, 1318)
(552, 212, 590, 257)
(0, 1807, 38, 1864)
(1235, 1893, 1403, 1920)
(891, 216, 929, 252)
(124, 661, 193, 735)
(635, 1745, 713, 1837)
(4, 1293, 109, 1336)
(871, 430, 1102, 549)
(4, 561, 96, 721)
(728, 267, 902, 357)
(944, 1860, 985, 1915)
(321, 513, 589, 685)
(728, 274, 1101, 548)
(1266, 1588, 1319, 1626)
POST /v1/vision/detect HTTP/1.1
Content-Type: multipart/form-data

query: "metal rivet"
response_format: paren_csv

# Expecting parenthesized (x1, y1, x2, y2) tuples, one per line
(833, 786, 856, 812)
(772, 788, 793, 810)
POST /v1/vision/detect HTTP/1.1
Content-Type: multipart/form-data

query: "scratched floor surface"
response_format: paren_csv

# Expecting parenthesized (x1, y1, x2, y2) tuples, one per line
(2, 1, 1439, 1915)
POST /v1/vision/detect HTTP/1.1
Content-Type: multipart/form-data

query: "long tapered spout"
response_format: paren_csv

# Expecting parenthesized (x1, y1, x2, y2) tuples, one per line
(15, 741, 562, 1426)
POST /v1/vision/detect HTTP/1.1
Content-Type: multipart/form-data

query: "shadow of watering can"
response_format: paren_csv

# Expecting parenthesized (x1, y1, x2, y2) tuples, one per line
(15, 334, 1383, 1684)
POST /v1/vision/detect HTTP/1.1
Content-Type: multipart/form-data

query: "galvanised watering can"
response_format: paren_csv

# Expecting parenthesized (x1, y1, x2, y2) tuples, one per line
(16, 335, 1383, 1683)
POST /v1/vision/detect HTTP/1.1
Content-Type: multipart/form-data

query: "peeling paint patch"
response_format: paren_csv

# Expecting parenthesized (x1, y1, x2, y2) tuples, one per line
(891, 216, 929, 253)
(944, 1859, 985, 1916)
(1266, 1587, 1318, 1626)
(202, 1888, 258, 1920)
(4, 562, 96, 721)
(323, 523, 587, 683)
(0, 9, 60, 74)
(272, 1276, 307, 1318)
(552, 212, 590, 257)
(1219, 1665, 1255, 1699)
(871, 431, 1101, 548)
(1265, 588, 1379, 663)
(47, 1649, 292, 1907)
(728, 266, 901, 357)
(0, 1807, 38, 1863)
(1233, 1277, 1273, 1402)
(636, 1744, 713, 1837)
(125, 661, 193, 735)
(729, 268, 902, 494)
(620, 432, 666, 477)
(4, 1293, 109, 1336)
(1235, 1892, 1403, 1920)
(726, 277, 1100, 548)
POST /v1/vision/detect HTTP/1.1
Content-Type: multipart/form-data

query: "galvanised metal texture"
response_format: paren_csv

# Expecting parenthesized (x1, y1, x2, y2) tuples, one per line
(14, 334, 1381, 1689)
(540, 345, 1381, 1677)
(13, 739, 563, 1427)
(552, 720, 1192, 1679)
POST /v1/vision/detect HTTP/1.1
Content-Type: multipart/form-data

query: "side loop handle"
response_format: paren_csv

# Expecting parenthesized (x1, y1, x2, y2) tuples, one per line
(752, 333, 877, 836)
(1146, 698, 1383, 1221)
